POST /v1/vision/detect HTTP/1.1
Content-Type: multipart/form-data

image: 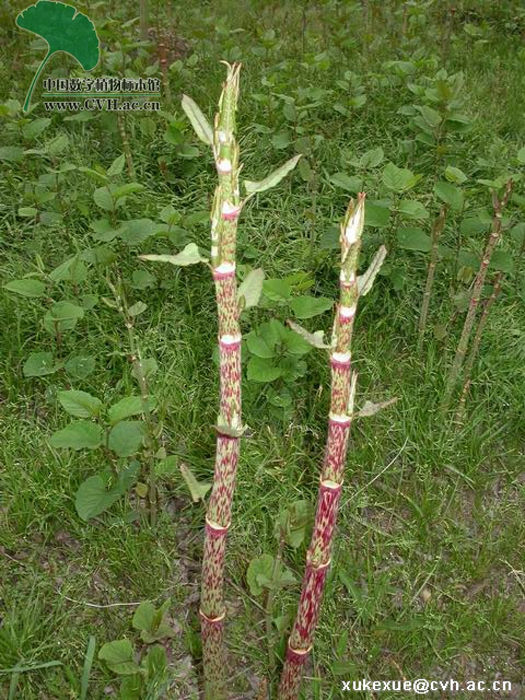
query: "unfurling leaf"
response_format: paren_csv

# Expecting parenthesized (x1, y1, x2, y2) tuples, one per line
(357, 397, 398, 418)
(287, 320, 331, 349)
(181, 94, 214, 146)
(139, 243, 208, 267)
(244, 154, 302, 198)
(180, 463, 211, 503)
(357, 245, 387, 296)
(237, 268, 265, 310)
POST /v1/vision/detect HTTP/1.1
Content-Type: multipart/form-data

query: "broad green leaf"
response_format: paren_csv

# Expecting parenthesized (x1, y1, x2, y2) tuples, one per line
(434, 181, 463, 210)
(382, 163, 420, 192)
(108, 396, 157, 424)
(143, 645, 167, 676)
(23, 351, 59, 377)
(93, 187, 113, 211)
(140, 243, 207, 266)
(3, 279, 46, 297)
(159, 204, 180, 225)
(398, 200, 429, 220)
(417, 105, 441, 128)
(49, 256, 87, 283)
(359, 147, 383, 169)
(50, 420, 103, 450)
(263, 278, 292, 303)
(180, 463, 211, 503)
(365, 202, 391, 228)
(46, 133, 69, 156)
(75, 474, 122, 520)
(65, 355, 95, 379)
(490, 250, 514, 273)
(155, 455, 178, 477)
(287, 320, 330, 349)
(22, 118, 51, 139)
(290, 296, 333, 319)
(329, 172, 363, 193)
(247, 357, 282, 383)
(0, 146, 24, 162)
(17, 1, 99, 111)
(518, 147, 525, 165)
(445, 166, 467, 184)
(98, 639, 139, 676)
(132, 602, 155, 633)
(283, 329, 312, 356)
(107, 154, 126, 177)
(58, 390, 102, 418)
(244, 155, 301, 197)
(246, 331, 275, 359)
(181, 94, 213, 146)
(275, 500, 311, 548)
(108, 421, 145, 457)
(118, 219, 155, 246)
(237, 268, 264, 309)
(246, 554, 275, 596)
(43, 301, 84, 333)
(18, 207, 38, 217)
(128, 301, 147, 317)
(397, 227, 431, 252)
(112, 183, 145, 201)
(358, 245, 387, 296)
(131, 269, 155, 289)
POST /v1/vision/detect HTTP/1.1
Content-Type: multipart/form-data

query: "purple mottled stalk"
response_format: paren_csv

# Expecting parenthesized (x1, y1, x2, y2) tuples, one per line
(278, 194, 366, 700)
(199, 63, 243, 700)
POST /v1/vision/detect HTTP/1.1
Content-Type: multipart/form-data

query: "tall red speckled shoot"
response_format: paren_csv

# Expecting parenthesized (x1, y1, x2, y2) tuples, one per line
(179, 62, 301, 699)
(278, 194, 366, 700)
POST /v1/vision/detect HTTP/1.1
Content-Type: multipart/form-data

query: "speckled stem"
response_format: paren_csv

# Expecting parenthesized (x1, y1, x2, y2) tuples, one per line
(455, 272, 503, 421)
(278, 194, 366, 700)
(200, 63, 243, 700)
(441, 180, 511, 413)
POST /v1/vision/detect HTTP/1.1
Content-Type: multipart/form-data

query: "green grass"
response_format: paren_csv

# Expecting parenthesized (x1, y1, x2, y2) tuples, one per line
(1, 0, 525, 698)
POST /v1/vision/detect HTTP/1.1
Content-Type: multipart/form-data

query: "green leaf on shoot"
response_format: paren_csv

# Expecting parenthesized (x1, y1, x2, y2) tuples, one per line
(58, 390, 102, 418)
(140, 243, 207, 266)
(23, 351, 59, 377)
(275, 500, 311, 548)
(4, 279, 46, 297)
(50, 420, 103, 450)
(108, 421, 145, 457)
(382, 163, 420, 192)
(329, 172, 363, 193)
(98, 639, 140, 675)
(128, 301, 147, 317)
(237, 268, 265, 310)
(181, 94, 213, 146)
(246, 554, 274, 596)
(445, 166, 467, 184)
(398, 200, 429, 220)
(65, 355, 95, 379)
(180, 463, 211, 503)
(108, 396, 156, 424)
(107, 153, 126, 177)
(244, 154, 302, 197)
(247, 357, 282, 383)
(396, 227, 431, 252)
(365, 202, 391, 228)
(434, 181, 463, 210)
(263, 278, 292, 303)
(290, 296, 333, 319)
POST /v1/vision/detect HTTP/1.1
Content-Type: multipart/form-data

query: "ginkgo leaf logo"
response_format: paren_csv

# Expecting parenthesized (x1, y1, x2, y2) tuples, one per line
(16, 0, 100, 112)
